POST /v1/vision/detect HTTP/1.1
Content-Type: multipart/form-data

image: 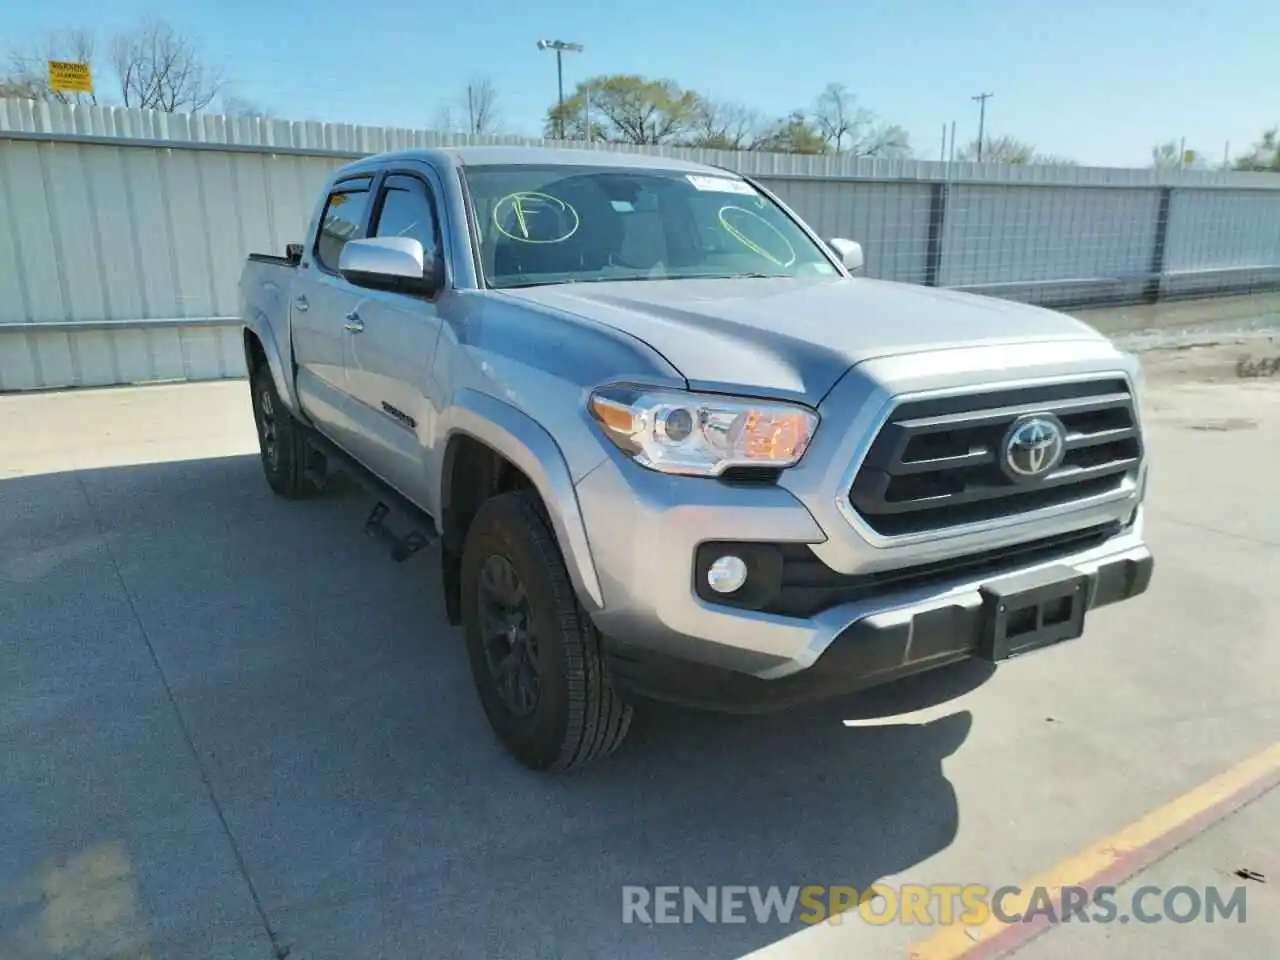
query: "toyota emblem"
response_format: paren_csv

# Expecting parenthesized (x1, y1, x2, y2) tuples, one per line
(1002, 415, 1066, 481)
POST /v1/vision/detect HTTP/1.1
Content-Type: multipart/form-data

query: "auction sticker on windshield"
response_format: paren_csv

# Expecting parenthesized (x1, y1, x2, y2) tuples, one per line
(686, 175, 757, 195)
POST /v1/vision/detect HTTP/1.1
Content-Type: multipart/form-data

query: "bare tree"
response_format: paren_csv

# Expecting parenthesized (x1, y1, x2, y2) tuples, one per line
(5, 28, 99, 105)
(812, 82, 872, 152)
(110, 16, 223, 112)
(684, 99, 761, 150)
(809, 82, 912, 157)
(464, 76, 500, 134)
(857, 123, 914, 159)
(431, 102, 463, 134)
(430, 78, 500, 135)
(220, 93, 272, 118)
(0, 78, 40, 99)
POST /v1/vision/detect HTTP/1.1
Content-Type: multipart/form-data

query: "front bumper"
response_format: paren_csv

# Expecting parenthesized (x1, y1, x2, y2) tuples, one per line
(606, 542, 1151, 713)
(576, 449, 1152, 711)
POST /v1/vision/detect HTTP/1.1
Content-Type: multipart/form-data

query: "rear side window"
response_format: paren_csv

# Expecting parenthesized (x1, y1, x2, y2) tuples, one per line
(373, 175, 441, 253)
(315, 184, 371, 272)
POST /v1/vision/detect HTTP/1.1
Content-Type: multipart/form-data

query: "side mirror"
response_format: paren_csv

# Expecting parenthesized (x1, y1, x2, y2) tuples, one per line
(338, 237, 440, 296)
(827, 238, 864, 274)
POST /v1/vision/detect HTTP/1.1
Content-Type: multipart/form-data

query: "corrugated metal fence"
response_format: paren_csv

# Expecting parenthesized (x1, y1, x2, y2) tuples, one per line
(3, 98, 1280, 391)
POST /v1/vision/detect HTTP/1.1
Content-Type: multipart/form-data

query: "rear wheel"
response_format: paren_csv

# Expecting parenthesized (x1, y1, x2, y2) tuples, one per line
(250, 363, 317, 499)
(461, 490, 633, 771)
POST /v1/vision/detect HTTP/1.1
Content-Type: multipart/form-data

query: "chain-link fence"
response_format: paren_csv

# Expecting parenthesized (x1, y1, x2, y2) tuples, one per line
(767, 177, 1280, 310)
(2, 98, 1279, 388)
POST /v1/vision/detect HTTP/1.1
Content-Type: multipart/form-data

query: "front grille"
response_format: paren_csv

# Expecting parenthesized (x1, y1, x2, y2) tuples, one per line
(848, 379, 1142, 537)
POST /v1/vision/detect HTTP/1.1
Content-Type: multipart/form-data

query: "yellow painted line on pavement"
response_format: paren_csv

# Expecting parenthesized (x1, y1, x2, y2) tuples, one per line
(909, 740, 1280, 960)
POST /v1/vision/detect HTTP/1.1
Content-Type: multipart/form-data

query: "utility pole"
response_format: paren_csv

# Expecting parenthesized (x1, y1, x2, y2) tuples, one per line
(467, 85, 475, 135)
(536, 39, 584, 140)
(971, 92, 993, 162)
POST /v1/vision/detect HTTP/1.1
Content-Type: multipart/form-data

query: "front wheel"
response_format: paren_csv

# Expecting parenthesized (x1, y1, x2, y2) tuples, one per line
(460, 490, 633, 771)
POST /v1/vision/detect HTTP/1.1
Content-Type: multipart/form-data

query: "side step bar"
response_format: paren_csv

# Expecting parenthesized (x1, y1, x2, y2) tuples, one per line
(363, 501, 432, 562)
(304, 433, 438, 563)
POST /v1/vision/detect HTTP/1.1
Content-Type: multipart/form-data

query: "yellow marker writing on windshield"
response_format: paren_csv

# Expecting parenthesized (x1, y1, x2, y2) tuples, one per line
(718, 205, 797, 268)
(492, 191, 580, 244)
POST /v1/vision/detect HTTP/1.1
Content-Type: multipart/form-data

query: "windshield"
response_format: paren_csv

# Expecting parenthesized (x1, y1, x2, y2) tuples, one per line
(462, 164, 840, 289)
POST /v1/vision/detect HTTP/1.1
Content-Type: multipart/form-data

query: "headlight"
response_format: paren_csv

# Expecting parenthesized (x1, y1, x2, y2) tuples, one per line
(588, 385, 819, 476)
(1120, 350, 1146, 394)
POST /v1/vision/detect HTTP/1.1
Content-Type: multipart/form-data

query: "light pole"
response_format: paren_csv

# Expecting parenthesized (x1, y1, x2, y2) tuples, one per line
(536, 39, 584, 140)
(971, 92, 993, 162)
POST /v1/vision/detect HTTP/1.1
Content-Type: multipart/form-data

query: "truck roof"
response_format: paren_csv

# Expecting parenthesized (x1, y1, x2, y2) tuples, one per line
(334, 146, 733, 178)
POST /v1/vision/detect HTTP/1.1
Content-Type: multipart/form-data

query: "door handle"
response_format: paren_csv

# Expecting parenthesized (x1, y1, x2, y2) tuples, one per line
(343, 311, 364, 333)
(293, 295, 309, 312)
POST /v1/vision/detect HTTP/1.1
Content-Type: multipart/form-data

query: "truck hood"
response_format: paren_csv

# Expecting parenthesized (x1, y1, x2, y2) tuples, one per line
(499, 276, 1105, 404)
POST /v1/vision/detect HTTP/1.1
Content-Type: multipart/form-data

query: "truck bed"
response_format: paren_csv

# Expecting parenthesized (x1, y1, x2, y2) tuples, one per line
(247, 253, 297, 267)
(247, 242, 303, 268)
(240, 251, 300, 354)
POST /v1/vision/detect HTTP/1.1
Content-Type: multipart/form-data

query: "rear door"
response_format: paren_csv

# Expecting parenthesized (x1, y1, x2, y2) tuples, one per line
(291, 175, 374, 450)
(340, 169, 448, 507)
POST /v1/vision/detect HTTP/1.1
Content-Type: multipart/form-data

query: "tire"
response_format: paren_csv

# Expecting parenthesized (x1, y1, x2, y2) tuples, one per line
(250, 362, 318, 499)
(461, 489, 633, 771)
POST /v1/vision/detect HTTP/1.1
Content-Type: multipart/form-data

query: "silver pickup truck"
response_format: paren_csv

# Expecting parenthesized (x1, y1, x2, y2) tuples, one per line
(240, 147, 1153, 771)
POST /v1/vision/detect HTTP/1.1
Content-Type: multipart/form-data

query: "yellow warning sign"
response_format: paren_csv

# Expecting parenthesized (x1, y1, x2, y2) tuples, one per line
(48, 61, 94, 94)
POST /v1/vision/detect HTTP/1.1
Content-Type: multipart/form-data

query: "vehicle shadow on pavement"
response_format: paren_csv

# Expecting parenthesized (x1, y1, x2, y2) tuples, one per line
(0, 454, 991, 960)
(576, 667, 986, 956)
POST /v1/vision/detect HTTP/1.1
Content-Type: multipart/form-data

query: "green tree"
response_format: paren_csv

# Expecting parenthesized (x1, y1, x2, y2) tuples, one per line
(545, 75, 701, 144)
(1150, 141, 1207, 169)
(957, 135, 1075, 165)
(1233, 129, 1280, 172)
(957, 135, 1035, 163)
(1150, 141, 1182, 168)
(1038, 156, 1079, 166)
(753, 110, 828, 154)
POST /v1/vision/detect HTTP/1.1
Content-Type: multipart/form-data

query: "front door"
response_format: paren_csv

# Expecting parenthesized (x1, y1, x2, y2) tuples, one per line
(340, 170, 448, 509)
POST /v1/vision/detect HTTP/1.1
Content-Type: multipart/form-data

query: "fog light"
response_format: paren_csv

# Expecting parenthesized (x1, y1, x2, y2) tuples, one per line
(707, 555, 748, 594)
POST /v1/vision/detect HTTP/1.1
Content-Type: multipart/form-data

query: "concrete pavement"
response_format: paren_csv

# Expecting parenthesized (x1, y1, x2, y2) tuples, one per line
(1, 366, 1277, 960)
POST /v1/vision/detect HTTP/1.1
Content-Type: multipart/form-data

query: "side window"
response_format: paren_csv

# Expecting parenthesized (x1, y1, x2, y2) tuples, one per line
(315, 183, 371, 272)
(372, 175, 441, 253)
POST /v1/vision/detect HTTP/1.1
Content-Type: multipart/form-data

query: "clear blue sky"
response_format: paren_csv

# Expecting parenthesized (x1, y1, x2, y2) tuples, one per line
(12, 0, 1277, 167)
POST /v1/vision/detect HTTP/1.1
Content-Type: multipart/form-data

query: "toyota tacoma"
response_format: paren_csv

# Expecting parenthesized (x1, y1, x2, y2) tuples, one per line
(239, 147, 1153, 771)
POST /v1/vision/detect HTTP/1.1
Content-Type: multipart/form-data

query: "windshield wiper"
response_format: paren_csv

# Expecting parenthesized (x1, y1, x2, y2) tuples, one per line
(496, 273, 787, 289)
(663, 273, 787, 281)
